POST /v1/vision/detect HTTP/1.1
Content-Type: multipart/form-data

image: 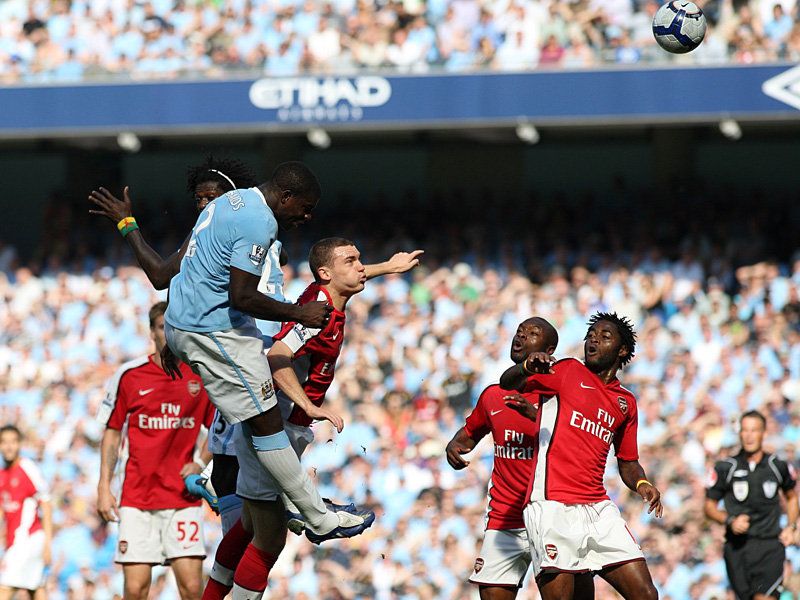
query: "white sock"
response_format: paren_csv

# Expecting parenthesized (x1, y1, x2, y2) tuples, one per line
(281, 493, 299, 514)
(253, 439, 337, 534)
(232, 584, 264, 600)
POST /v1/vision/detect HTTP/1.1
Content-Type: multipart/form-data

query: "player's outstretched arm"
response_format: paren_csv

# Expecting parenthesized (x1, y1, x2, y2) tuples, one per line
(364, 250, 424, 280)
(97, 428, 122, 522)
(618, 458, 663, 518)
(230, 267, 332, 328)
(89, 186, 187, 290)
(446, 428, 478, 470)
(267, 340, 344, 432)
(499, 352, 554, 391)
(40, 497, 53, 566)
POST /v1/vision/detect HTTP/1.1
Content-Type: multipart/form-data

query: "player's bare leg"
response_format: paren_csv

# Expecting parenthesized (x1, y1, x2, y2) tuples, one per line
(122, 563, 153, 600)
(170, 557, 203, 600)
(597, 560, 657, 600)
(0, 586, 15, 600)
(537, 572, 576, 600)
(478, 584, 519, 599)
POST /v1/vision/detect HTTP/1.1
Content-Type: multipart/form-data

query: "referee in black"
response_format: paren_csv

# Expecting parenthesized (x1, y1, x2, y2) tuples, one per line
(705, 410, 799, 599)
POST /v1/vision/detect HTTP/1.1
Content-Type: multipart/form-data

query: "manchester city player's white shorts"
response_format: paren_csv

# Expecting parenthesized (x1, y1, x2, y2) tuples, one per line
(235, 398, 315, 501)
(0, 529, 46, 590)
(165, 321, 277, 425)
(469, 528, 531, 588)
(523, 499, 644, 577)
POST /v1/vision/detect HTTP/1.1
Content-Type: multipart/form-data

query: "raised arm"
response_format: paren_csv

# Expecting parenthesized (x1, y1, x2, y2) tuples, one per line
(267, 340, 343, 432)
(89, 186, 186, 289)
(499, 352, 555, 391)
(618, 458, 663, 518)
(364, 250, 424, 280)
(229, 267, 331, 328)
(97, 428, 122, 522)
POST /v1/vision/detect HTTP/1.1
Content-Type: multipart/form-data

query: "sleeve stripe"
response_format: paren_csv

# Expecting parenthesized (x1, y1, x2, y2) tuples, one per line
(19, 458, 50, 500)
(96, 355, 150, 425)
(767, 455, 784, 484)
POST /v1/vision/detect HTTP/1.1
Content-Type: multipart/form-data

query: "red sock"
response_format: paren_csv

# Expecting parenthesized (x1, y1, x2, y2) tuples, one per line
(202, 578, 232, 600)
(202, 519, 253, 600)
(232, 544, 279, 594)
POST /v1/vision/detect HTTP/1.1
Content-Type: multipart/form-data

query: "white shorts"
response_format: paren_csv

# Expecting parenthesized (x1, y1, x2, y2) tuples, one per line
(116, 506, 205, 564)
(235, 419, 315, 502)
(166, 322, 277, 425)
(0, 529, 45, 590)
(523, 499, 644, 576)
(208, 410, 238, 456)
(469, 528, 531, 588)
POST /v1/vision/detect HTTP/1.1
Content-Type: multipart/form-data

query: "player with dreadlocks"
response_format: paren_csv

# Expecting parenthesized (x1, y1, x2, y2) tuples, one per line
(500, 312, 663, 600)
(89, 155, 260, 290)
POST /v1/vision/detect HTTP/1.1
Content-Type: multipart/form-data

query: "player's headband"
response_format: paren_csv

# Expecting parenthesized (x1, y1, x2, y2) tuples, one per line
(207, 169, 236, 191)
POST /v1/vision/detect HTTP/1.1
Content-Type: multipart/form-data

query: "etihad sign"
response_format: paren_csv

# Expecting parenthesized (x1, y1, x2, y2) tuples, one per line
(249, 76, 392, 122)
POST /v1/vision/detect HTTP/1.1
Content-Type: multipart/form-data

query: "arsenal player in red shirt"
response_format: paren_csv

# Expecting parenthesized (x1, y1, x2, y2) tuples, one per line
(500, 312, 663, 600)
(446, 318, 594, 600)
(0, 425, 52, 600)
(97, 302, 215, 600)
(201, 238, 418, 600)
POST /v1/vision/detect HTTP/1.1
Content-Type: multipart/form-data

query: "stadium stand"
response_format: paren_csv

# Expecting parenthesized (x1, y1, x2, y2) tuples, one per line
(0, 188, 798, 599)
(0, 0, 797, 83)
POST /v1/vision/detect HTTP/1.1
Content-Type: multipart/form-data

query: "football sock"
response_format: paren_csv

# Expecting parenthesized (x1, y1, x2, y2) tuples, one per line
(204, 519, 253, 599)
(219, 493, 244, 535)
(231, 544, 278, 600)
(252, 432, 338, 534)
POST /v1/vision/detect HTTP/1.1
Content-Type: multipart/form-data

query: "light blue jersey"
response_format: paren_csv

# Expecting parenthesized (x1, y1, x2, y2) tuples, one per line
(256, 240, 286, 340)
(166, 187, 277, 333)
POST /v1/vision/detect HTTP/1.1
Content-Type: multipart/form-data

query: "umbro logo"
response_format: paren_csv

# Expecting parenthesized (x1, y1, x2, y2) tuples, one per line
(490, 409, 503, 416)
(138, 388, 155, 396)
(579, 382, 595, 390)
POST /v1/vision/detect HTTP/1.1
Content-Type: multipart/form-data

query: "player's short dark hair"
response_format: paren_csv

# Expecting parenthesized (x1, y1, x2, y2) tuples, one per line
(271, 161, 321, 201)
(186, 155, 258, 194)
(0, 425, 21, 439)
(587, 312, 637, 366)
(741, 410, 767, 428)
(149, 302, 168, 328)
(309, 237, 356, 282)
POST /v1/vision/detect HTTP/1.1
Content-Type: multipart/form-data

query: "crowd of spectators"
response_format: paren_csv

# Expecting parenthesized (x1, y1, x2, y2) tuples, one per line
(0, 0, 798, 84)
(1, 186, 800, 599)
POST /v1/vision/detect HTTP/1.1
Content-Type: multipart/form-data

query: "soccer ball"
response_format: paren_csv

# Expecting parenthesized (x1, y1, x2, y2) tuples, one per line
(652, 1, 707, 54)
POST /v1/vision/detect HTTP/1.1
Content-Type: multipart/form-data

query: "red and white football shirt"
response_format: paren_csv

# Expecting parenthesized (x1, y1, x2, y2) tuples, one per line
(0, 458, 49, 547)
(464, 385, 539, 530)
(522, 358, 639, 504)
(97, 355, 215, 510)
(273, 283, 345, 428)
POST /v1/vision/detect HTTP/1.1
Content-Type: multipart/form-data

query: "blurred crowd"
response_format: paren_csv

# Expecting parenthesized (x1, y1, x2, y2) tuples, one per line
(0, 0, 798, 84)
(1, 187, 800, 599)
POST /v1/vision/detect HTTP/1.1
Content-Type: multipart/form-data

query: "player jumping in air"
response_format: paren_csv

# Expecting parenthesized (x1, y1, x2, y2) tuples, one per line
(162, 162, 376, 598)
(202, 237, 421, 599)
(446, 318, 594, 600)
(90, 156, 260, 533)
(500, 312, 663, 600)
(97, 302, 216, 600)
(0, 426, 52, 600)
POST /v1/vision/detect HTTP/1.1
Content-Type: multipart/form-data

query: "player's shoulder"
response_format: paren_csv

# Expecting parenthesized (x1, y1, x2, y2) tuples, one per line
(714, 455, 739, 473)
(297, 282, 329, 305)
(114, 355, 152, 384)
(17, 456, 44, 480)
(766, 453, 793, 473)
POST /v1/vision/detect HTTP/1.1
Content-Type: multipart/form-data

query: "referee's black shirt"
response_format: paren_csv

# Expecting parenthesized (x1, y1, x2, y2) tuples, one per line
(706, 451, 796, 541)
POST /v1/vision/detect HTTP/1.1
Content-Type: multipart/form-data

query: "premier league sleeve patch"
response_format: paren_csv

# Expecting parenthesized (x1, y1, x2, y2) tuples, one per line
(248, 244, 267, 267)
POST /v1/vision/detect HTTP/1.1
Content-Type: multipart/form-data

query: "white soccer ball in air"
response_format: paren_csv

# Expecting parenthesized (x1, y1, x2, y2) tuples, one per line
(652, 1, 707, 54)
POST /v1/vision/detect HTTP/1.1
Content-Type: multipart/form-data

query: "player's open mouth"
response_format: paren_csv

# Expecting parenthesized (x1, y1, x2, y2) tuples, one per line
(512, 341, 523, 352)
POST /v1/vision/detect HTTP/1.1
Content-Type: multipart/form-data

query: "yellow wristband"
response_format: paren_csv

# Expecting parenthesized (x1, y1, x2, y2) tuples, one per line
(636, 479, 651, 489)
(521, 357, 535, 375)
(117, 216, 136, 232)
